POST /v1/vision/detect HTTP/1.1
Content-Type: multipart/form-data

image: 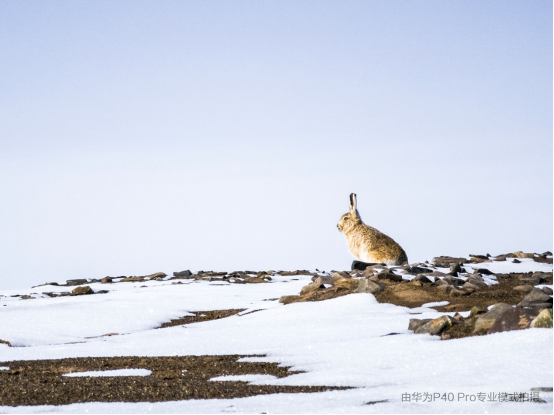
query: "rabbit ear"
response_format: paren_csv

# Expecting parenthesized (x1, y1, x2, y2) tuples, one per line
(349, 193, 357, 213)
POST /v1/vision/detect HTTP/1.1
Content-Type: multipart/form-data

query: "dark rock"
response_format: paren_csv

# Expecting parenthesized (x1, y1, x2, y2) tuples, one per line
(530, 309, 553, 328)
(542, 286, 553, 296)
(101, 277, 113, 284)
(414, 316, 456, 335)
(376, 270, 403, 282)
(519, 276, 546, 284)
(72, 286, 93, 295)
(20, 295, 34, 300)
(42, 292, 58, 298)
(173, 270, 192, 277)
(469, 254, 488, 260)
(431, 256, 467, 267)
(493, 255, 507, 262)
(448, 263, 462, 275)
(66, 279, 87, 286)
(474, 268, 494, 275)
(408, 319, 432, 331)
(443, 275, 464, 286)
(488, 306, 539, 334)
(518, 288, 553, 308)
(469, 305, 488, 318)
(351, 261, 385, 271)
(531, 387, 553, 392)
(96, 290, 109, 294)
(474, 303, 513, 333)
(406, 266, 433, 275)
(357, 279, 385, 294)
(412, 275, 432, 284)
(512, 259, 521, 263)
(541, 251, 553, 256)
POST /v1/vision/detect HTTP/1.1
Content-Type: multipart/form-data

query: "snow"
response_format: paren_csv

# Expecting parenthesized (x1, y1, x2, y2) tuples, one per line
(0, 366, 9, 370)
(210, 374, 279, 384)
(63, 369, 152, 377)
(421, 301, 449, 308)
(0, 261, 552, 413)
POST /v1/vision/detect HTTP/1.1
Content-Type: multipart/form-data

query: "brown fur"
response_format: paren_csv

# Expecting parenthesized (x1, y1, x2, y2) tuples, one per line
(337, 193, 408, 265)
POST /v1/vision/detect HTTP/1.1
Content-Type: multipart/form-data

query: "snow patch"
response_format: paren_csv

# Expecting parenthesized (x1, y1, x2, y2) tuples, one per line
(210, 374, 279, 384)
(63, 369, 152, 377)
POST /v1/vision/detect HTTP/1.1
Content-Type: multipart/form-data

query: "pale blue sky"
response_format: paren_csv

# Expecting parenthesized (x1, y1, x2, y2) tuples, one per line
(0, 1, 552, 289)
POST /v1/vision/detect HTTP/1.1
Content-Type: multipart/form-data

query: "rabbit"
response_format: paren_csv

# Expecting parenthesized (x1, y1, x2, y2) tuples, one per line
(337, 193, 408, 266)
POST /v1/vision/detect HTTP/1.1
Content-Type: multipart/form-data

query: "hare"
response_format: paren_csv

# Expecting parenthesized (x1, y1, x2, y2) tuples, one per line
(337, 193, 408, 265)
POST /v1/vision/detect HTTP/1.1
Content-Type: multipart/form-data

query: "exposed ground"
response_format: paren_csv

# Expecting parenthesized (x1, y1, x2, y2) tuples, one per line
(0, 355, 347, 406)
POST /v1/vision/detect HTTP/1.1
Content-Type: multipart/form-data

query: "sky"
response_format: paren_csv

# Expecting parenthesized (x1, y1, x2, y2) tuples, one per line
(0, 0, 552, 290)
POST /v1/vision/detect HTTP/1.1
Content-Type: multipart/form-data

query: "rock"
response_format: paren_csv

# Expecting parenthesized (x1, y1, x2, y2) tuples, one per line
(461, 283, 477, 292)
(409, 280, 423, 287)
(412, 275, 432, 284)
(334, 279, 358, 291)
(414, 315, 456, 335)
(357, 279, 384, 294)
(72, 286, 93, 295)
(443, 275, 464, 286)
(376, 270, 403, 282)
(466, 277, 488, 289)
(279, 295, 302, 305)
(408, 319, 432, 331)
(300, 283, 324, 296)
(351, 260, 384, 271)
(531, 387, 553, 392)
(453, 312, 464, 321)
(66, 279, 87, 286)
(432, 256, 466, 267)
(473, 303, 513, 333)
(173, 270, 192, 278)
(512, 259, 521, 263)
(474, 268, 494, 275)
(121, 276, 145, 282)
(542, 286, 553, 295)
(469, 254, 488, 260)
(493, 255, 507, 262)
(530, 309, 553, 328)
(469, 305, 488, 318)
(312, 276, 334, 286)
(541, 251, 553, 256)
(513, 251, 535, 259)
(519, 275, 547, 285)
(101, 277, 113, 284)
(0, 339, 11, 347)
(488, 306, 539, 334)
(436, 285, 467, 296)
(332, 271, 351, 280)
(448, 263, 462, 275)
(518, 288, 553, 308)
(406, 266, 433, 274)
(145, 272, 167, 279)
(20, 295, 35, 300)
(513, 285, 534, 294)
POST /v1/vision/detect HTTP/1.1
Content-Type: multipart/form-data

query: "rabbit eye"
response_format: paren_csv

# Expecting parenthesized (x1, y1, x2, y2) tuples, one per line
(343, 217, 348, 220)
